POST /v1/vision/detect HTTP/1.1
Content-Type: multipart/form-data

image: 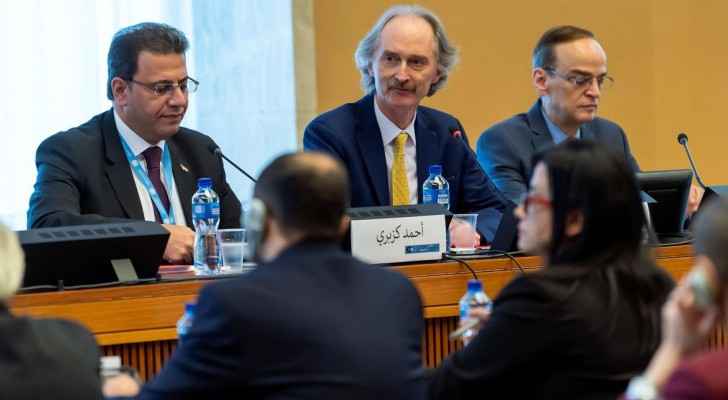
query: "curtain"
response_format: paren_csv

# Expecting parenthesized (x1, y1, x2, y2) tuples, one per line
(0, 0, 298, 229)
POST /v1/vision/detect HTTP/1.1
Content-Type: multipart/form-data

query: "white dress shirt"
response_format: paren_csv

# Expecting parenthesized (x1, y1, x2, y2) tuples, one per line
(113, 110, 187, 226)
(374, 98, 418, 205)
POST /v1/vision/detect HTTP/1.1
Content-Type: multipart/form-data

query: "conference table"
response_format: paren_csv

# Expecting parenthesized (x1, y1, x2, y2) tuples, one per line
(9, 243, 722, 381)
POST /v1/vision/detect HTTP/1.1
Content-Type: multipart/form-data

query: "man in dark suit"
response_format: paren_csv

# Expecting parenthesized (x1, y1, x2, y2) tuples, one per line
(106, 152, 426, 399)
(27, 22, 240, 264)
(303, 5, 508, 241)
(477, 26, 640, 204)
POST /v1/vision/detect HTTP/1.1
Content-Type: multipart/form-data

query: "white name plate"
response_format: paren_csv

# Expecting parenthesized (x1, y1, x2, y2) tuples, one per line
(350, 213, 446, 264)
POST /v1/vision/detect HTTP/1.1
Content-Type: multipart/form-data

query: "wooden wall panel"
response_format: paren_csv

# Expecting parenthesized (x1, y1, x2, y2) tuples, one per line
(9, 245, 712, 380)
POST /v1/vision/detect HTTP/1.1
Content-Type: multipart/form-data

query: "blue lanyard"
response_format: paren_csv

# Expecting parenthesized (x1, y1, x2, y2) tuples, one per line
(119, 136, 176, 225)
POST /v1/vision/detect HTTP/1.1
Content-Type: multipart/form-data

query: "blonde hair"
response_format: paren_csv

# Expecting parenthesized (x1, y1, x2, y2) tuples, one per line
(0, 224, 24, 299)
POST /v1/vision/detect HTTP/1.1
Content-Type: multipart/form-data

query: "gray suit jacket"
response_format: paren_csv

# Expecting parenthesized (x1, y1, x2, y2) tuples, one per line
(476, 99, 639, 203)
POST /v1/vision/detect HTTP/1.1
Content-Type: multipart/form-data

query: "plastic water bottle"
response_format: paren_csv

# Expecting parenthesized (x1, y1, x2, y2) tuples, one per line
(176, 302, 196, 343)
(192, 177, 221, 274)
(458, 279, 492, 341)
(422, 164, 450, 211)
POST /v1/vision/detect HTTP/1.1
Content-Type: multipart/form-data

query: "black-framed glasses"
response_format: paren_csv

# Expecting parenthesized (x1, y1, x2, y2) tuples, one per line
(544, 68, 614, 91)
(127, 77, 199, 97)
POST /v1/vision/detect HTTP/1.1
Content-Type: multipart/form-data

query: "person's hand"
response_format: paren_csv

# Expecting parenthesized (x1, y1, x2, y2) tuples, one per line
(643, 275, 719, 390)
(462, 307, 491, 346)
(661, 279, 718, 355)
(449, 220, 481, 249)
(687, 184, 705, 217)
(102, 373, 141, 397)
(161, 224, 194, 264)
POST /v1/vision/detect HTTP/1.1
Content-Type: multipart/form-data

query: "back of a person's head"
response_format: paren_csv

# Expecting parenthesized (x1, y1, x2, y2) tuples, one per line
(693, 199, 728, 286)
(534, 140, 644, 267)
(0, 224, 24, 301)
(253, 152, 350, 240)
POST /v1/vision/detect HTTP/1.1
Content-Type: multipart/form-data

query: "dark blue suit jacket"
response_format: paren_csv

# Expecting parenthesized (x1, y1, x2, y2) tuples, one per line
(477, 99, 640, 203)
(303, 94, 509, 240)
(138, 241, 426, 400)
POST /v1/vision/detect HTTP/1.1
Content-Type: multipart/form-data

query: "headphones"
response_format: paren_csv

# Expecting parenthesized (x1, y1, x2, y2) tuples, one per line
(246, 198, 267, 263)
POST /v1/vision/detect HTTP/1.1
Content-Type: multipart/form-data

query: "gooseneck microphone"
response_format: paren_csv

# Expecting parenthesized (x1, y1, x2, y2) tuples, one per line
(208, 144, 257, 183)
(676, 132, 706, 189)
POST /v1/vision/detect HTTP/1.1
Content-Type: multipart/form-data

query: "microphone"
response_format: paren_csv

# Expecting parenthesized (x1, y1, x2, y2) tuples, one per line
(208, 144, 257, 183)
(676, 132, 706, 189)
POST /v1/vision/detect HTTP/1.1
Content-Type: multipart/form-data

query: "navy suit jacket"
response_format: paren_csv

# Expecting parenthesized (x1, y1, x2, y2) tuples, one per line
(476, 99, 640, 203)
(27, 109, 241, 230)
(138, 241, 426, 400)
(303, 94, 510, 240)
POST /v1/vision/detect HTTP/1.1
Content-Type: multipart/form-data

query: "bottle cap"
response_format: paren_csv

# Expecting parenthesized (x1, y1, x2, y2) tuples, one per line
(184, 302, 196, 313)
(467, 279, 482, 292)
(429, 165, 442, 176)
(197, 177, 212, 189)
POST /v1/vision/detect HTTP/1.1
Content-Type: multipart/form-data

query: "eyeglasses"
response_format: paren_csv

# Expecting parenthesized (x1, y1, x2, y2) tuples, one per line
(544, 68, 614, 91)
(519, 193, 552, 212)
(127, 77, 199, 97)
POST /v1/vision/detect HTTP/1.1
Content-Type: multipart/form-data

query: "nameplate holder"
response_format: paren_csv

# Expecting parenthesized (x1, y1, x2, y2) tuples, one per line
(348, 205, 448, 264)
(111, 258, 139, 283)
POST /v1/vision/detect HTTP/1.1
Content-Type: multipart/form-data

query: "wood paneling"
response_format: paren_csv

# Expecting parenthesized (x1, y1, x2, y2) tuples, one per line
(8, 244, 708, 380)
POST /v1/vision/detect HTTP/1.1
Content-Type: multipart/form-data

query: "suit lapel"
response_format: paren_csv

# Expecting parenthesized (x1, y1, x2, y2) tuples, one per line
(414, 113, 439, 202)
(580, 123, 595, 141)
(527, 99, 556, 153)
(166, 137, 196, 226)
(354, 95, 390, 205)
(102, 110, 145, 220)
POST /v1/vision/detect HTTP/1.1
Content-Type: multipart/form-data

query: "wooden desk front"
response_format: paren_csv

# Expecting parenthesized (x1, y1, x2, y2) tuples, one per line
(8, 245, 708, 380)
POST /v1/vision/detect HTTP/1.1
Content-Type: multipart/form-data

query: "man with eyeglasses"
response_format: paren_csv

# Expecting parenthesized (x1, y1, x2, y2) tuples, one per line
(28, 22, 241, 264)
(476, 25, 640, 204)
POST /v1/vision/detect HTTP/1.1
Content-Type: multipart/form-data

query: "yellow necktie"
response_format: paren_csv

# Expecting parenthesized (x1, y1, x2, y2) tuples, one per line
(391, 132, 410, 206)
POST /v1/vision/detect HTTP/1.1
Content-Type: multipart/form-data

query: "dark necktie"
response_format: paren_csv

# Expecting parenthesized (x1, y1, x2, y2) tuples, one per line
(141, 146, 171, 222)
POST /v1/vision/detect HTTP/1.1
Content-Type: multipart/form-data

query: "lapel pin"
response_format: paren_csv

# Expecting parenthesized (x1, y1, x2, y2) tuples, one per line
(180, 163, 189, 173)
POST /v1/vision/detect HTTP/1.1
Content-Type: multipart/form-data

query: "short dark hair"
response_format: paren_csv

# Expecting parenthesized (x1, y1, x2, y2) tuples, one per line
(532, 25, 595, 69)
(253, 152, 350, 240)
(106, 22, 189, 100)
(693, 199, 728, 284)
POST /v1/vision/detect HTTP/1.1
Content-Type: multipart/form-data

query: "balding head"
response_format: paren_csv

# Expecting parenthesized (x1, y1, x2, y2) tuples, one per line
(0, 224, 24, 301)
(253, 152, 350, 240)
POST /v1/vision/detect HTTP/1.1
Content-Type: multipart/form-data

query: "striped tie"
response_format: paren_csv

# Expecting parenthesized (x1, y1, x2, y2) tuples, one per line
(391, 132, 410, 206)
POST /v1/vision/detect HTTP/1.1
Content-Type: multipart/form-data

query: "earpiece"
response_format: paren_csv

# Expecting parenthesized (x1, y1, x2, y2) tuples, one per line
(246, 198, 267, 263)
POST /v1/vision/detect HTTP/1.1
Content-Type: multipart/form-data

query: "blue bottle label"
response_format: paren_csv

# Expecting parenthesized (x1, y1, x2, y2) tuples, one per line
(209, 203, 220, 218)
(423, 187, 437, 204)
(193, 203, 220, 219)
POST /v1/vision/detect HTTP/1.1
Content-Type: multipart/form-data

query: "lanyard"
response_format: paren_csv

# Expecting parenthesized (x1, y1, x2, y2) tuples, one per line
(119, 136, 176, 225)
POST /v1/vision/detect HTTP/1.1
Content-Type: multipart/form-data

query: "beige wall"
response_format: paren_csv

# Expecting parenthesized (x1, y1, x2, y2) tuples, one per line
(312, 0, 728, 184)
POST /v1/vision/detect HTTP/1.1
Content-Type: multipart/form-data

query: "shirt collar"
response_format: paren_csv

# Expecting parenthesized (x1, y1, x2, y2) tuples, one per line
(113, 108, 166, 157)
(540, 105, 580, 144)
(373, 96, 417, 146)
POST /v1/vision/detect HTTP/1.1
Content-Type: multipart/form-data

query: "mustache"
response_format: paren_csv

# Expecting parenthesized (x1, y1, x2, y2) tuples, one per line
(388, 80, 414, 91)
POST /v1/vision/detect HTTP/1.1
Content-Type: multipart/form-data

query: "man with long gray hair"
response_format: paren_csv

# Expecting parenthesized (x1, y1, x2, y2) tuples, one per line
(303, 5, 508, 241)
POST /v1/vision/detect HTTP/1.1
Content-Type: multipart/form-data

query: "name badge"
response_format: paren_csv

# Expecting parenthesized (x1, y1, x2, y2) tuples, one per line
(348, 205, 447, 264)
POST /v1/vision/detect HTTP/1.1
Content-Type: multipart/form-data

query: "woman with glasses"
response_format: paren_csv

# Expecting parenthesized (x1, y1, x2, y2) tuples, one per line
(428, 140, 673, 399)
